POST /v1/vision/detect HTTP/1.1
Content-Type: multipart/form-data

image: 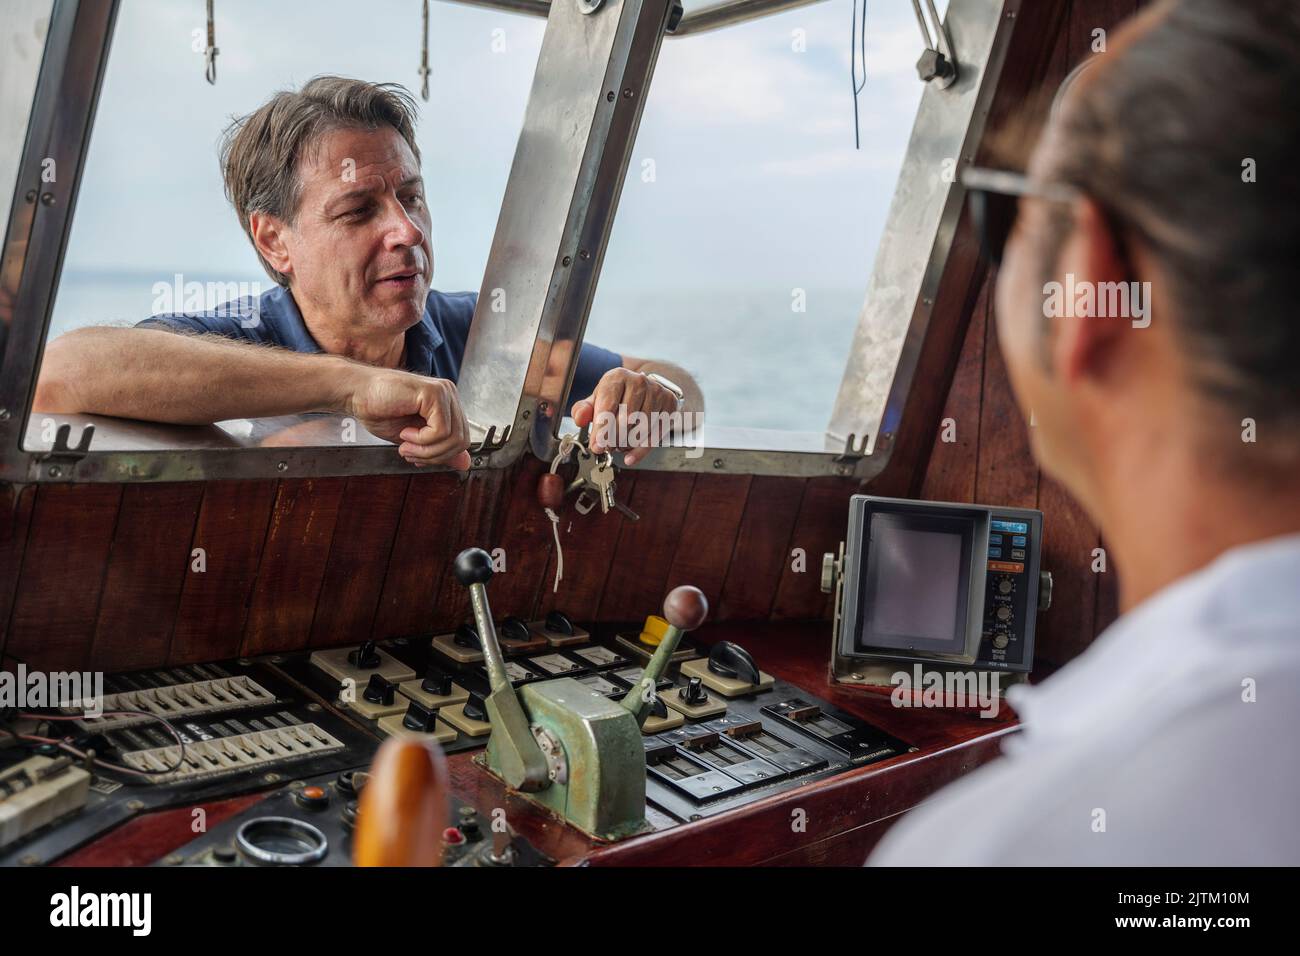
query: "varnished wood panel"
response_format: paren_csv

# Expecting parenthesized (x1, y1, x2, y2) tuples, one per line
(308, 475, 409, 647)
(974, 289, 1038, 509)
(771, 476, 858, 620)
(1035, 474, 1100, 667)
(169, 480, 277, 664)
(479, 457, 555, 620)
(90, 482, 203, 671)
(7, 484, 122, 670)
(715, 476, 805, 622)
(538, 473, 636, 622)
(241, 478, 348, 656)
(425, 469, 510, 634)
(661, 473, 750, 614)
(919, 280, 988, 504)
(0, 483, 36, 662)
(370, 471, 465, 640)
(596, 471, 696, 621)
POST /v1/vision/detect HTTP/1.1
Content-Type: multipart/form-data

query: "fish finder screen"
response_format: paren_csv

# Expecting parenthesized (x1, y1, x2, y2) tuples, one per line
(859, 512, 973, 656)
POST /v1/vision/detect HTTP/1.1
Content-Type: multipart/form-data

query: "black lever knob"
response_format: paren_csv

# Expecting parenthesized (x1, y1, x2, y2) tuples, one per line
(401, 701, 439, 733)
(680, 676, 709, 705)
(544, 609, 575, 636)
(707, 641, 759, 685)
(462, 692, 489, 722)
(454, 621, 482, 649)
(363, 674, 396, 706)
(454, 548, 495, 585)
(421, 666, 453, 696)
(649, 696, 668, 718)
(501, 616, 531, 643)
(348, 640, 381, 669)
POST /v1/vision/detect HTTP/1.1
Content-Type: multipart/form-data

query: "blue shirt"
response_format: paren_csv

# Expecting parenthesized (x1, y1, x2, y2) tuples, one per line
(137, 285, 622, 416)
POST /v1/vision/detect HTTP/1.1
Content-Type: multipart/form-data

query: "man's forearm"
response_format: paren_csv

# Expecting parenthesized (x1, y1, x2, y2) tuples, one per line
(34, 327, 363, 424)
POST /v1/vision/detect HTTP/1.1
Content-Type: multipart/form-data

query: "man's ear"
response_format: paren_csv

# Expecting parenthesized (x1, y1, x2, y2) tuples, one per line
(1051, 196, 1130, 386)
(249, 211, 293, 280)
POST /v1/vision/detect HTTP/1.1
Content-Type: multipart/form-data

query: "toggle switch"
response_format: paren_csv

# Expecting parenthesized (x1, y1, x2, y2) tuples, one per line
(640, 694, 685, 734)
(431, 622, 486, 664)
(344, 674, 407, 719)
(527, 610, 590, 647)
(310, 643, 415, 687)
(376, 700, 457, 743)
(660, 675, 728, 719)
(397, 665, 471, 711)
(440, 692, 492, 738)
(500, 616, 548, 653)
(679, 642, 774, 697)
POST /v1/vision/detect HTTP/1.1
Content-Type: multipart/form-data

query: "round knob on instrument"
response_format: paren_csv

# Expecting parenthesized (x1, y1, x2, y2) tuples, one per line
(663, 586, 708, 632)
(996, 606, 1012, 622)
(992, 633, 1010, 649)
(998, 578, 1013, 595)
(454, 548, 495, 585)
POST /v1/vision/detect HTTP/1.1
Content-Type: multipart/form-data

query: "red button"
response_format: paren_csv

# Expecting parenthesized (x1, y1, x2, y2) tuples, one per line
(442, 827, 465, 845)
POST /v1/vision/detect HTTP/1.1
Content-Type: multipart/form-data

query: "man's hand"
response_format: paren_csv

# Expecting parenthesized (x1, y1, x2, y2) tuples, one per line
(346, 366, 471, 470)
(571, 367, 681, 466)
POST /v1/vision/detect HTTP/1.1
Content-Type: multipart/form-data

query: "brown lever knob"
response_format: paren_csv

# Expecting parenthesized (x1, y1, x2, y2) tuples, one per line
(663, 585, 708, 632)
(353, 737, 450, 867)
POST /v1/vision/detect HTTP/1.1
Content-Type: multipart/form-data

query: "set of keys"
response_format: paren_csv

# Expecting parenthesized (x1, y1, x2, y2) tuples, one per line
(537, 424, 639, 522)
(568, 424, 639, 520)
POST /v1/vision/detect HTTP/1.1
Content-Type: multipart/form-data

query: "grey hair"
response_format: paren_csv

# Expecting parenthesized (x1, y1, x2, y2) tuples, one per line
(1047, 0, 1300, 430)
(218, 75, 421, 287)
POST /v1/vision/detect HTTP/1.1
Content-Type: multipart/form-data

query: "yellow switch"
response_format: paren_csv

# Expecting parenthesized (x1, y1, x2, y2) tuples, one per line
(638, 615, 669, 647)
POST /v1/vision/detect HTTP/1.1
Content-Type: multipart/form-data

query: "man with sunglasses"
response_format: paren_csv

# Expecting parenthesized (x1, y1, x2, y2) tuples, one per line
(872, 0, 1299, 865)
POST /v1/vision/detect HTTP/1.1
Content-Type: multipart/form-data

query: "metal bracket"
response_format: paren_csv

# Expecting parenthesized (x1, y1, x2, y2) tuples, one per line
(467, 423, 512, 463)
(912, 0, 958, 88)
(831, 433, 870, 466)
(34, 423, 95, 479)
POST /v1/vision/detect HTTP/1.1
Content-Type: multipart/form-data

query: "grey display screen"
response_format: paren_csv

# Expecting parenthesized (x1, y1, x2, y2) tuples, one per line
(857, 511, 974, 656)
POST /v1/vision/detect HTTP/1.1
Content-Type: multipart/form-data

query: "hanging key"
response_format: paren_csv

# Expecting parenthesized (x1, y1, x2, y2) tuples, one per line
(589, 457, 639, 522)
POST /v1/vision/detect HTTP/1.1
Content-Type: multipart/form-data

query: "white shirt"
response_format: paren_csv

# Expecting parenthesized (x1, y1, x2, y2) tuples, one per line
(869, 532, 1300, 865)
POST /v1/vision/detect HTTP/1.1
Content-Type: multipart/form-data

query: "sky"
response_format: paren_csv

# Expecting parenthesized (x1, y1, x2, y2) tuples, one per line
(51, 0, 946, 430)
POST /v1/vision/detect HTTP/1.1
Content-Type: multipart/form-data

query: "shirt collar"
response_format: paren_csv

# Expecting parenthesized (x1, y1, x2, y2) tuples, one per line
(273, 287, 444, 372)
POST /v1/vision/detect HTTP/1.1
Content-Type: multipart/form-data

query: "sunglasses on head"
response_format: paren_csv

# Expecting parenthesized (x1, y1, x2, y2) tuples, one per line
(960, 166, 1081, 266)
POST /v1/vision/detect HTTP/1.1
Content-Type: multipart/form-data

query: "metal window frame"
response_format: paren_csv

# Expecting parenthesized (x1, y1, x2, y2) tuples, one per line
(469, 0, 1023, 480)
(0, 0, 1021, 485)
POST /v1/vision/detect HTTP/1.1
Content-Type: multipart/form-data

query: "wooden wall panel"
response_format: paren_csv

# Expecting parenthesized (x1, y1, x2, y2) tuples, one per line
(169, 480, 277, 664)
(90, 483, 203, 671)
(597, 471, 696, 622)
(715, 476, 805, 622)
(1034, 474, 1100, 668)
(0, 483, 36, 663)
(771, 477, 858, 620)
(919, 281, 988, 504)
(538, 473, 636, 623)
(481, 457, 556, 621)
(425, 469, 510, 634)
(662, 473, 750, 615)
(308, 475, 409, 647)
(371, 472, 467, 639)
(241, 478, 348, 656)
(974, 293, 1038, 509)
(7, 484, 122, 670)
